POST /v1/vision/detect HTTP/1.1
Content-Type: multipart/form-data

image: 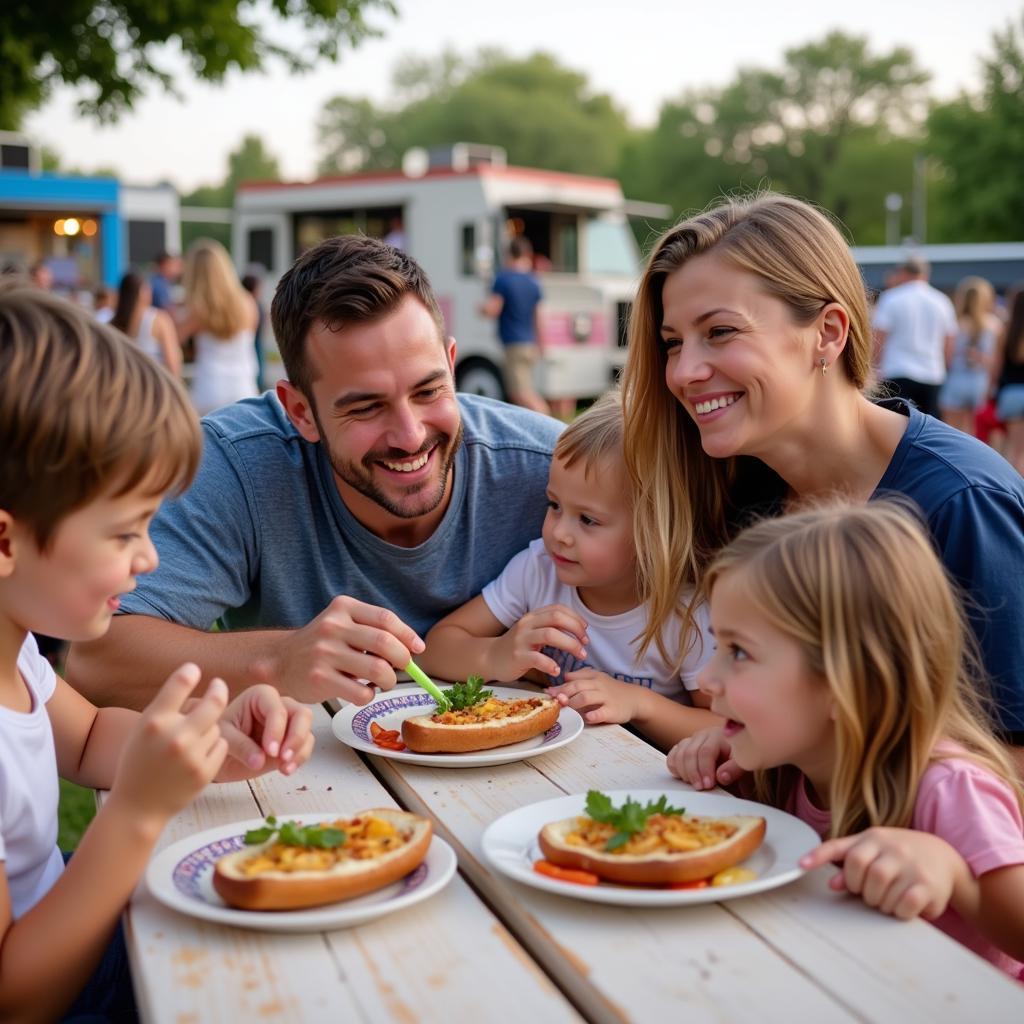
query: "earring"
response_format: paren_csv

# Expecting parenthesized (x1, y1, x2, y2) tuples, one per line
(819, 358, 828, 377)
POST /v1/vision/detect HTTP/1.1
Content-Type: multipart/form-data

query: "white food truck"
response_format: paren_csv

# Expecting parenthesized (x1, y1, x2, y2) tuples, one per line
(233, 144, 668, 401)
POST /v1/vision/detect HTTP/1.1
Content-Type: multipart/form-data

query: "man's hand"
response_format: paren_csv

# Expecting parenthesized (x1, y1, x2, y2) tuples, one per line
(251, 596, 425, 704)
(490, 604, 589, 682)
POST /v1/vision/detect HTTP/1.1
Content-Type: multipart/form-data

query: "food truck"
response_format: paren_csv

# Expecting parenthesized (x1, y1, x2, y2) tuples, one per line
(233, 143, 668, 401)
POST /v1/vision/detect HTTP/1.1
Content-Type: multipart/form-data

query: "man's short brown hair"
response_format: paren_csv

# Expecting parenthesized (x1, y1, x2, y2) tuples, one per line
(0, 283, 202, 549)
(270, 235, 446, 400)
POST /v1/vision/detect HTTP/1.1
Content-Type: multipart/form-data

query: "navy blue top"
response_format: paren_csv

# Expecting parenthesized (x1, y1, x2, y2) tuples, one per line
(149, 273, 173, 311)
(873, 400, 1024, 741)
(492, 269, 542, 345)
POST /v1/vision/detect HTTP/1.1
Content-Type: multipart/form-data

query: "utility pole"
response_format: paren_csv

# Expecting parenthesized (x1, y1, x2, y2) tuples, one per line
(885, 193, 903, 246)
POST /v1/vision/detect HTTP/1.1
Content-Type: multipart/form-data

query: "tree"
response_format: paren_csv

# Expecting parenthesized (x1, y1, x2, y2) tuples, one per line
(926, 14, 1024, 241)
(316, 50, 631, 178)
(0, 0, 396, 130)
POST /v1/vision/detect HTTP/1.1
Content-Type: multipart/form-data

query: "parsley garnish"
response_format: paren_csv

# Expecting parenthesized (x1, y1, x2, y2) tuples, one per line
(441, 675, 493, 711)
(584, 791, 686, 851)
(243, 815, 347, 848)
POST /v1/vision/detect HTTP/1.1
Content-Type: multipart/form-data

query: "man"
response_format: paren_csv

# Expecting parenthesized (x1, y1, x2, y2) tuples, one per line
(150, 250, 182, 312)
(872, 257, 957, 418)
(481, 237, 549, 415)
(67, 236, 563, 709)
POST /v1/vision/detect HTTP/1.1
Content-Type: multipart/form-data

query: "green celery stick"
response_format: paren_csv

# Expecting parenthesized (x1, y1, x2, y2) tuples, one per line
(404, 660, 450, 713)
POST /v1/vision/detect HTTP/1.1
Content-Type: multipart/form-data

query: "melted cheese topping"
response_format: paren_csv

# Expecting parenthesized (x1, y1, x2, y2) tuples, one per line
(431, 696, 548, 726)
(563, 814, 739, 857)
(238, 816, 408, 876)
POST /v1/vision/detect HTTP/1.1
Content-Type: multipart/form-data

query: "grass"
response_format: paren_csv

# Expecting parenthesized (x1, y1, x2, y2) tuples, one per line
(58, 779, 97, 851)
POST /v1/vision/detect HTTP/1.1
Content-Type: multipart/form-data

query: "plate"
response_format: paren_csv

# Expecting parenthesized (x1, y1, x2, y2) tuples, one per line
(331, 684, 584, 768)
(145, 813, 457, 932)
(481, 789, 819, 906)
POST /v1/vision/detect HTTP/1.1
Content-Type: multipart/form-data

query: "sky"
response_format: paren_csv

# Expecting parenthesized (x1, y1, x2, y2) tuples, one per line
(24, 0, 1024, 193)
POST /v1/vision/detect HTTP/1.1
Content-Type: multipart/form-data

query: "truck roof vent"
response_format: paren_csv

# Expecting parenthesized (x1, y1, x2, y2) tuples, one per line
(427, 143, 507, 172)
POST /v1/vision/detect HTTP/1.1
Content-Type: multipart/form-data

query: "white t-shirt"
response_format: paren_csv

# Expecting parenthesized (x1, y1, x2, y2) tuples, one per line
(872, 280, 957, 384)
(482, 539, 713, 700)
(0, 635, 64, 919)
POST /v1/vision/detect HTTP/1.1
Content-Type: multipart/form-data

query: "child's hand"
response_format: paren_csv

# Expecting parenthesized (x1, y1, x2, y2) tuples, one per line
(215, 685, 316, 782)
(490, 604, 589, 682)
(800, 827, 969, 920)
(548, 669, 638, 725)
(110, 663, 229, 827)
(666, 725, 744, 789)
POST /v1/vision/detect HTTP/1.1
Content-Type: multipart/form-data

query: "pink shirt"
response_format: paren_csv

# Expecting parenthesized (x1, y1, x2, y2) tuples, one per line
(790, 756, 1024, 982)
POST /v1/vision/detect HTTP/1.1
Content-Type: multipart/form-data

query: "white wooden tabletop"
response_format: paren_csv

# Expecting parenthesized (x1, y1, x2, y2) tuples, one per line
(123, 706, 1024, 1023)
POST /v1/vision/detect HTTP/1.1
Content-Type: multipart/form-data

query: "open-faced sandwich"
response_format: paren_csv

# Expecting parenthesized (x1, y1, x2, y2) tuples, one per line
(537, 791, 765, 887)
(401, 676, 559, 754)
(213, 810, 432, 911)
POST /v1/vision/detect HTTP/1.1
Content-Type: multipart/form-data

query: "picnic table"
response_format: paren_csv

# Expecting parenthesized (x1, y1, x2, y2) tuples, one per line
(120, 696, 1024, 1023)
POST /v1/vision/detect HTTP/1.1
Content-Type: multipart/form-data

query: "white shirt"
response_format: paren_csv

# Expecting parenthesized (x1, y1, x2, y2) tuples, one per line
(0, 635, 64, 919)
(873, 280, 957, 384)
(482, 538, 712, 699)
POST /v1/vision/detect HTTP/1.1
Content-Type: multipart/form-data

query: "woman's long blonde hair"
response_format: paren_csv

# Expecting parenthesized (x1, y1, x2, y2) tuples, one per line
(707, 502, 1022, 837)
(183, 238, 251, 339)
(954, 275, 995, 345)
(622, 193, 875, 666)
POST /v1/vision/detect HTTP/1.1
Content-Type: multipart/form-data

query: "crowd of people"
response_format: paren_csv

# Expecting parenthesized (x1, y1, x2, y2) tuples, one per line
(1, 192, 1023, 1017)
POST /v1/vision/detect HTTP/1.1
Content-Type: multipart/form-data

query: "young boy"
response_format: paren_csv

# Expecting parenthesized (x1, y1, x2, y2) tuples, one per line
(0, 284, 314, 1020)
(421, 390, 721, 748)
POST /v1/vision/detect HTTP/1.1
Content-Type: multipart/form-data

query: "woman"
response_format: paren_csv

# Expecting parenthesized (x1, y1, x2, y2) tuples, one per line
(996, 288, 1024, 475)
(110, 271, 182, 376)
(938, 276, 1001, 435)
(179, 239, 259, 415)
(621, 193, 1024, 764)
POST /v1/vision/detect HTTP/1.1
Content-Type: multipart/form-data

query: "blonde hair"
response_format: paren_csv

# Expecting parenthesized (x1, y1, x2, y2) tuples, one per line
(707, 501, 1022, 837)
(183, 238, 251, 339)
(954, 275, 995, 345)
(554, 389, 625, 478)
(622, 192, 874, 666)
(0, 283, 201, 549)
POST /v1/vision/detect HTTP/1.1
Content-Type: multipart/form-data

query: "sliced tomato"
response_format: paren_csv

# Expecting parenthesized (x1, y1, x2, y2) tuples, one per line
(533, 860, 600, 886)
(369, 721, 384, 739)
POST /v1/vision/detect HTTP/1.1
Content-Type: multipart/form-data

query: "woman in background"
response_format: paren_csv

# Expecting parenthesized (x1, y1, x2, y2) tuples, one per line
(939, 276, 1001, 436)
(995, 287, 1024, 475)
(110, 271, 181, 377)
(180, 239, 259, 416)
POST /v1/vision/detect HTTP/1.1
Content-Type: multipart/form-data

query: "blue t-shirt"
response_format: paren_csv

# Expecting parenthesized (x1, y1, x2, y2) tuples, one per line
(149, 273, 173, 311)
(873, 400, 1024, 740)
(492, 269, 542, 345)
(120, 393, 563, 637)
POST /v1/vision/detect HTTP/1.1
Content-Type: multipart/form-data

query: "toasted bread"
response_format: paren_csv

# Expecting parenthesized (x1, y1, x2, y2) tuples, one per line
(401, 694, 559, 753)
(212, 809, 432, 911)
(538, 812, 766, 885)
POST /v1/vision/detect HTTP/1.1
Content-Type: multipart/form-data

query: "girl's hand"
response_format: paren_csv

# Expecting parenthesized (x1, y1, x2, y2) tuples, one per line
(490, 604, 589, 682)
(110, 664, 228, 826)
(666, 725, 744, 789)
(800, 827, 969, 920)
(216, 685, 316, 781)
(548, 669, 638, 725)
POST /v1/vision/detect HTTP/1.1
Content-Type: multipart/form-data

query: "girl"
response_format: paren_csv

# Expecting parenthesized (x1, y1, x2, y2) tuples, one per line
(421, 391, 720, 748)
(668, 502, 1024, 981)
(110, 270, 182, 377)
(996, 287, 1024, 475)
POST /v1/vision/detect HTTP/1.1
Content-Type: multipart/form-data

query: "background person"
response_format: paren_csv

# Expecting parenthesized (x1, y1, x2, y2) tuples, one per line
(110, 270, 182, 377)
(241, 270, 267, 390)
(620, 192, 1024, 771)
(480, 236, 549, 415)
(996, 287, 1024, 475)
(92, 285, 117, 324)
(149, 249, 182, 312)
(938, 276, 1001, 436)
(872, 256, 957, 418)
(67, 236, 563, 710)
(178, 239, 260, 416)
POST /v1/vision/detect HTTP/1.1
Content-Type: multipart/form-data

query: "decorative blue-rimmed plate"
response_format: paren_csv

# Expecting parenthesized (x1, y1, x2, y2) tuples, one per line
(332, 684, 584, 768)
(145, 813, 457, 932)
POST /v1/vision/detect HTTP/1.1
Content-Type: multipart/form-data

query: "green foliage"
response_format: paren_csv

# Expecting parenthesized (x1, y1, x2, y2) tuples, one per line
(584, 791, 685, 851)
(926, 14, 1024, 241)
(442, 675, 493, 711)
(57, 779, 96, 852)
(244, 816, 347, 848)
(0, 0, 397, 130)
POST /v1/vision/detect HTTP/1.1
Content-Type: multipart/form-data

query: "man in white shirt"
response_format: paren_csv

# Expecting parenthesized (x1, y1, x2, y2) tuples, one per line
(872, 257, 957, 418)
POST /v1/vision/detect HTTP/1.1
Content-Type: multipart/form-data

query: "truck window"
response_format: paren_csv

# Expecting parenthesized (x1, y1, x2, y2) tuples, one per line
(248, 228, 274, 272)
(505, 207, 579, 273)
(461, 223, 476, 276)
(585, 218, 639, 276)
(294, 206, 403, 254)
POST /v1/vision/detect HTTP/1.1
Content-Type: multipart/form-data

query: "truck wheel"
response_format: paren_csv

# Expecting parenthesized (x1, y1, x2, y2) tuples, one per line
(456, 358, 506, 401)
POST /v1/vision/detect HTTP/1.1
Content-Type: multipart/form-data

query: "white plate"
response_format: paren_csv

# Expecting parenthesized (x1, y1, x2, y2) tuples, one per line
(145, 813, 457, 932)
(331, 684, 584, 768)
(482, 789, 819, 906)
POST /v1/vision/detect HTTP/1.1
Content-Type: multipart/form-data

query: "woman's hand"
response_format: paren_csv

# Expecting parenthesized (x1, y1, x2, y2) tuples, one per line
(489, 604, 589, 682)
(216, 685, 316, 781)
(800, 827, 970, 920)
(548, 669, 639, 725)
(666, 725, 744, 789)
